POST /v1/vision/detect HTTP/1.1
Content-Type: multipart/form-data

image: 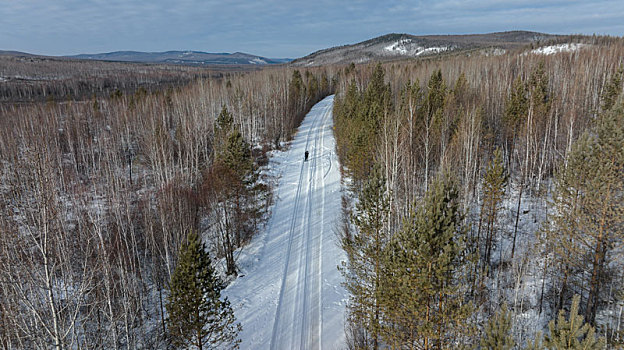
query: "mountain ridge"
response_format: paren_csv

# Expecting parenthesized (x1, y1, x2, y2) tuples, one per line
(0, 49, 290, 66)
(68, 50, 291, 65)
(292, 30, 563, 66)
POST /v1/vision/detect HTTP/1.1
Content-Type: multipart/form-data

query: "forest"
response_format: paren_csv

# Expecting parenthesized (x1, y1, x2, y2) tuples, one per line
(334, 38, 624, 349)
(0, 34, 623, 349)
(0, 60, 335, 348)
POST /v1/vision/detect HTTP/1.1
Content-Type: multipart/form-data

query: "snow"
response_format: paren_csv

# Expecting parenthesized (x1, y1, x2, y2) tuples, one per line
(384, 39, 413, 55)
(468, 183, 553, 344)
(481, 48, 507, 57)
(530, 43, 587, 55)
(223, 95, 347, 349)
(415, 46, 449, 56)
(249, 58, 268, 64)
(384, 40, 450, 57)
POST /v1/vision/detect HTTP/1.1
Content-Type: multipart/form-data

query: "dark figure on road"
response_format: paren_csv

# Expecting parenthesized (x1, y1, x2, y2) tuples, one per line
(305, 150, 309, 162)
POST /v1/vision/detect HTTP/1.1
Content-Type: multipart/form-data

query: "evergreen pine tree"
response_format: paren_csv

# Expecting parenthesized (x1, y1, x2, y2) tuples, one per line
(544, 99, 624, 323)
(215, 105, 235, 155)
(480, 304, 515, 350)
(222, 129, 253, 183)
(422, 70, 447, 191)
(288, 70, 305, 126)
(209, 114, 260, 276)
(504, 76, 527, 124)
(601, 67, 622, 112)
(166, 231, 241, 350)
(320, 73, 330, 95)
(213, 105, 255, 187)
(334, 65, 392, 185)
(355, 64, 391, 183)
(426, 69, 446, 119)
(340, 165, 390, 350)
(333, 79, 362, 167)
(479, 148, 507, 273)
(364, 63, 392, 128)
(225, 127, 263, 237)
(216, 105, 234, 132)
(502, 77, 527, 170)
(525, 334, 545, 350)
(306, 72, 320, 102)
(541, 295, 605, 350)
(381, 175, 473, 349)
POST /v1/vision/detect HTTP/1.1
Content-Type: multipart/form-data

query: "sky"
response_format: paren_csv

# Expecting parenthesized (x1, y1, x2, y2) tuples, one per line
(1, 0, 623, 58)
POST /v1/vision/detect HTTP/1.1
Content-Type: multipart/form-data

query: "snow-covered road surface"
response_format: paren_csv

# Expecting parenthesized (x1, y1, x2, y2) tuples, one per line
(224, 95, 347, 349)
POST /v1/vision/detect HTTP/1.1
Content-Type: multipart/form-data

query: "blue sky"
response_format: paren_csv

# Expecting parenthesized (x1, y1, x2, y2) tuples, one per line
(1, 0, 623, 58)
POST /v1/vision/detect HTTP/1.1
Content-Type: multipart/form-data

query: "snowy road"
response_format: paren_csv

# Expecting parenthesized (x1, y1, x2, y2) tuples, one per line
(224, 95, 347, 349)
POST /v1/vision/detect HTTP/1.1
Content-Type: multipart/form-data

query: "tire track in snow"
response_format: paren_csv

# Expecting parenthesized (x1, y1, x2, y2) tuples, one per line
(270, 99, 328, 350)
(225, 96, 344, 350)
(300, 101, 331, 350)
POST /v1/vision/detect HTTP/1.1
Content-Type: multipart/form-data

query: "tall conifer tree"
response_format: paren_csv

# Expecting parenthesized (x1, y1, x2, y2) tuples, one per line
(530, 295, 605, 350)
(381, 175, 473, 349)
(479, 148, 507, 271)
(503, 77, 528, 169)
(544, 99, 624, 324)
(166, 231, 241, 350)
(207, 106, 261, 276)
(341, 165, 390, 350)
(480, 305, 515, 350)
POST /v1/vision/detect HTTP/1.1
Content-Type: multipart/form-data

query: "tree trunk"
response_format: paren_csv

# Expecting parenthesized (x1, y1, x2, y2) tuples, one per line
(511, 180, 523, 260)
(586, 179, 613, 324)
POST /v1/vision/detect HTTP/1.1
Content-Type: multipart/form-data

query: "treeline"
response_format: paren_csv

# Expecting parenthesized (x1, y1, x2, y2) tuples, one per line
(335, 40, 624, 348)
(0, 64, 334, 348)
(0, 55, 223, 103)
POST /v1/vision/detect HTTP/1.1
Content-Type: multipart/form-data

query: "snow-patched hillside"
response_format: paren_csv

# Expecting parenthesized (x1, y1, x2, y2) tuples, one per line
(292, 31, 558, 66)
(223, 96, 347, 349)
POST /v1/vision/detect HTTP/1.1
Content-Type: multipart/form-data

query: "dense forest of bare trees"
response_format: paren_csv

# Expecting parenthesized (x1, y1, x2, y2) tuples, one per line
(0, 62, 334, 348)
(335, 39, 624, 348)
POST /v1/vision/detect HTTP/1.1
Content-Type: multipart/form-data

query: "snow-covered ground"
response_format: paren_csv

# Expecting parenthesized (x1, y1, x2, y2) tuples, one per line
(384, 39, 413, 54)
(383, 39, 450, 56)
(224, 95, 348, 349)
(530, 43, 587, 55)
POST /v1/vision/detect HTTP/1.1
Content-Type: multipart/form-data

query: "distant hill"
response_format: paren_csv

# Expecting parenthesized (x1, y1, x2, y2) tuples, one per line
(0, 50, 37, 57)
(291, 31, 562, 66)
(68, 50, 291, 65)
